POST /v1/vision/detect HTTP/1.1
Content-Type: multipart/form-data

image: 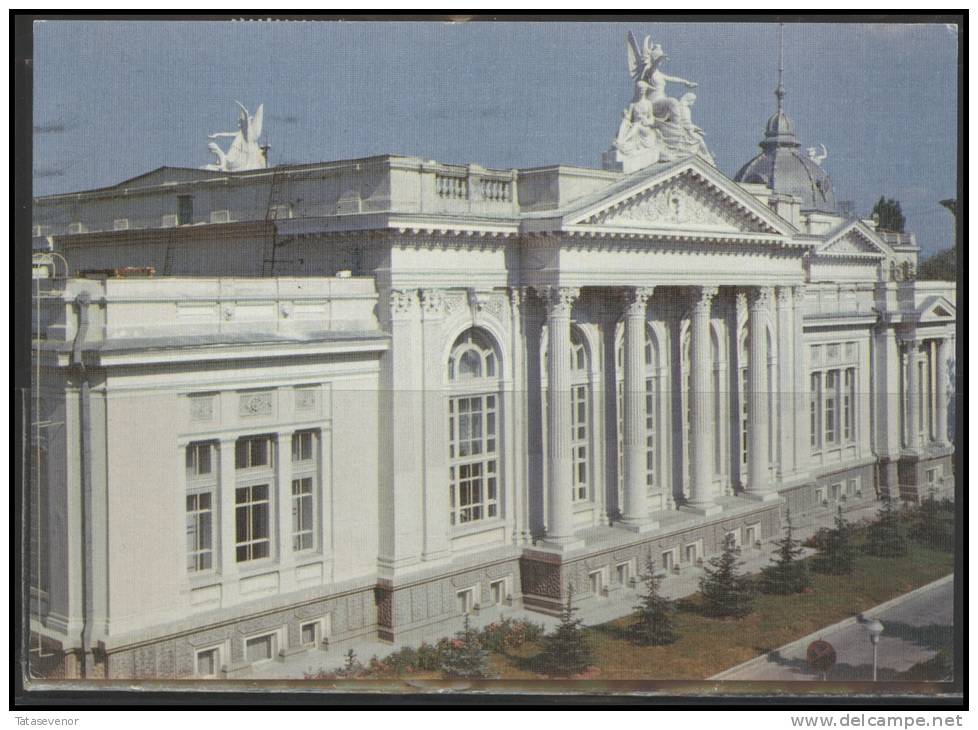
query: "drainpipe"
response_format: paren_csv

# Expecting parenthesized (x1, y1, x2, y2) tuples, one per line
(70, 292, 93, 677)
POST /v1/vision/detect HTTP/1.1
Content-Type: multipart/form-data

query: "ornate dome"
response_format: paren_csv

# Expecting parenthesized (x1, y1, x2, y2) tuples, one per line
(733, 29, 838, 214)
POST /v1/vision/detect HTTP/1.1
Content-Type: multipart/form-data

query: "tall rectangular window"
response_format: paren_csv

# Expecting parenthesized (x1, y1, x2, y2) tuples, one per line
(824, 370, 838, 445)
(290, 430, 319, 552)
(448, 395, 498, 524)
(571, 384, 589, 502)
(186, 441, 217, 573)
(810, 372, 822, 451)
(186, 492, 214, 572)
(235, 484, 271, 562)
(235, 435, 273, 470)
(291, 477, 314, 552)
(741, 367, 750, 468)
(645, 378, 656, 489)
(843, 367, 855, 442)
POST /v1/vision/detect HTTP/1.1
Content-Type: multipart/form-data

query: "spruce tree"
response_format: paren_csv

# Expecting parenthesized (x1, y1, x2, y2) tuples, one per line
(630, 551, 678, 646)
(440, 614, 494, 679)
(534, 587, 593, 676)
(759, 510, 811, 594)
(864, 496, 908, 557)
(812, 506, 858, 575)
(909, 493, 955, 552)
(699, 532, 755, 618)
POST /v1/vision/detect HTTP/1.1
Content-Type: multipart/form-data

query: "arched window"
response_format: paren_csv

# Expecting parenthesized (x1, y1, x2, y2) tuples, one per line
(447, 328, 501, 525)
(615, 324, 659, 510)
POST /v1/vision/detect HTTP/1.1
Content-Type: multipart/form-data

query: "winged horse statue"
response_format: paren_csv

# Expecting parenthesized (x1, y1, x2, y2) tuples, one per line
(204, 102, 268, 172)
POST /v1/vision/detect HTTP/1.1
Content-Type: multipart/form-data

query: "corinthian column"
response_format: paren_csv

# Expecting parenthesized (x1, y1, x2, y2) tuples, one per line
(905, 340, 921, 453)
(936, 337, 950, 446)
(621, 287, 658, 531)
(544, 286, 581, 547)
(748, 287, 777, 500)
(685, 285, 721, 515)
(775, 287, 794, 479)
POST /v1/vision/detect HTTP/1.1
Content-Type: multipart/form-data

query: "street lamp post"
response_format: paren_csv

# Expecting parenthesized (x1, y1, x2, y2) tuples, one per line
(862, 617, 884, 681)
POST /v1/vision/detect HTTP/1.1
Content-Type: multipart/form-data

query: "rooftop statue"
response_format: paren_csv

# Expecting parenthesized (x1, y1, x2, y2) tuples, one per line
(603, 32, 715, 172)
(807, 143, 828, 166)
(203, 102, 268, 172)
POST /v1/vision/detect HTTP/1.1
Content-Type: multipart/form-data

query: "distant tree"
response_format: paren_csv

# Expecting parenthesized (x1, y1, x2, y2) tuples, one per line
(699, 533, 755, 618)
(440, 614, 494, 679)
(918, 248, 957, 281)
(873, 196, 906, 233)
(759, 510, 811, 595)
(534, 587, 593, 676)
(812, 506, 858, 576)
(630, 551, 679, 646)
(343, 648, 361, 675)
(863, 496, 908, 558)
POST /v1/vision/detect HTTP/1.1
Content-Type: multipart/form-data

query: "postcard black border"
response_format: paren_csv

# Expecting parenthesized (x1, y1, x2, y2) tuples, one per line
(10, 8, 967, 711)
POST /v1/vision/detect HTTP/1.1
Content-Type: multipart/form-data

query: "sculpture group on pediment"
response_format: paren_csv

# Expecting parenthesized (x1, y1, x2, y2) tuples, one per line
(604, 32, 715, 172)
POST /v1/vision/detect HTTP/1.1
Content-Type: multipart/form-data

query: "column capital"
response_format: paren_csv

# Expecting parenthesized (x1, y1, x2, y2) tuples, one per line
(622, 286, 655, 318)
(776, 286, 793, 307)
(749, 286, 774, 311)
(419, 288, 446, 319)
(389, 288, 418, 317)
(508, 286, 526, 313)
(692, 285, 718, 313)
(735, 291, 748, 319)
(542, 286, 580, 318)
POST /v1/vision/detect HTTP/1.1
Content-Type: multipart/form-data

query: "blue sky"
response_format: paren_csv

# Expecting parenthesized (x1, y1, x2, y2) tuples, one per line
(33, 20, 958, 255)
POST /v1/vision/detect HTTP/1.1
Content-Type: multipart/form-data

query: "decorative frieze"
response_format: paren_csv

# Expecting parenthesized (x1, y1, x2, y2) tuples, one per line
(295, 387, 319, 413)
(467, 289, 507, 319)
(586, 174, 771, 234)
(189, 394, 216, 422)
(239, 391, 273, 417)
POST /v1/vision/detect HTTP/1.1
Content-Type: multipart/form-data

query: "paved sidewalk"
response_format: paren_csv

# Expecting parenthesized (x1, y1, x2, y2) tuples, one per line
(711, 574, 954, 681)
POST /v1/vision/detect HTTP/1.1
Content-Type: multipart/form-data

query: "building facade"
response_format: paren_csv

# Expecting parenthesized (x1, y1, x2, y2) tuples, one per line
(30, 48, 956, 680)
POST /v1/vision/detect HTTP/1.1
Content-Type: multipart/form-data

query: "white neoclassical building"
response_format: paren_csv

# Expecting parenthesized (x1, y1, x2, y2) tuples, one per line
(29, 35, 956, 679)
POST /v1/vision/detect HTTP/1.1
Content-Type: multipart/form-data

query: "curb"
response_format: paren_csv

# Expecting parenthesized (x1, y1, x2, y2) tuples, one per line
(709, 573, 954, 680)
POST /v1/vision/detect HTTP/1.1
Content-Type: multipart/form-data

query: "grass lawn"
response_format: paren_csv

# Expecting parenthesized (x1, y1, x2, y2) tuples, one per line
(487, 540, 953, 680)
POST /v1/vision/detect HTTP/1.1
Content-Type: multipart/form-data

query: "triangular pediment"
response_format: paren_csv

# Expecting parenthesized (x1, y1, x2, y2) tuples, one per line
(919, 295, 956, 322)
(817, 221, 891, 257)
(560, 157, 795, 237)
